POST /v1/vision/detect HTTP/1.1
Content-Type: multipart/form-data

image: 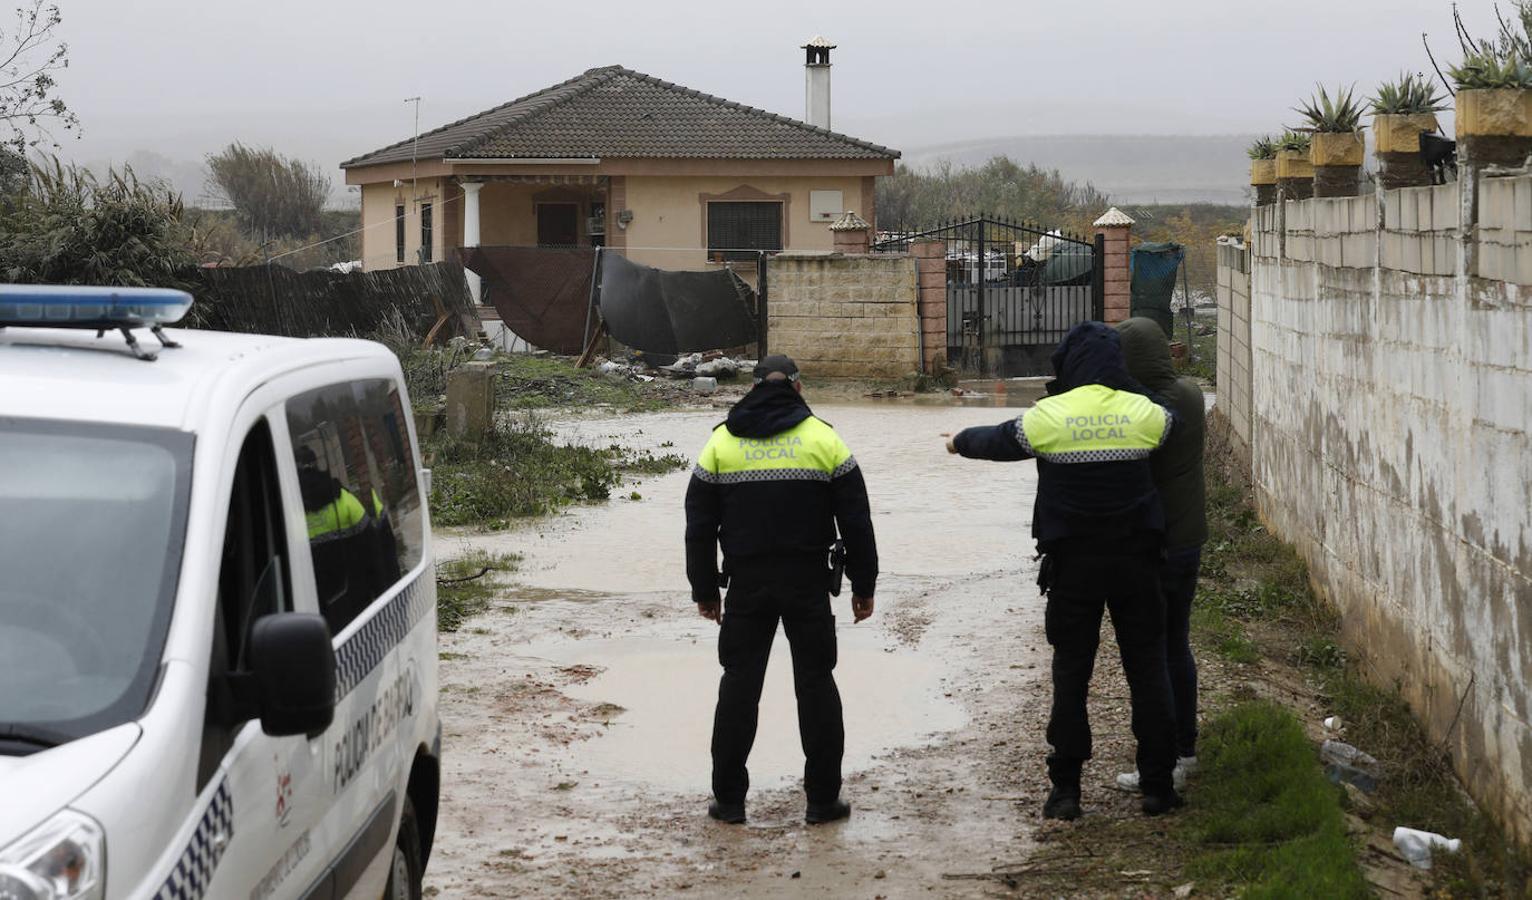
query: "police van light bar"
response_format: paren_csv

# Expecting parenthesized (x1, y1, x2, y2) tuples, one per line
(0, 284, 194, 327)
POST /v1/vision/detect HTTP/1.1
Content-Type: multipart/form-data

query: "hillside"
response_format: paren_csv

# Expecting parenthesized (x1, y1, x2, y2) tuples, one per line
(902, 135, 1257, 205)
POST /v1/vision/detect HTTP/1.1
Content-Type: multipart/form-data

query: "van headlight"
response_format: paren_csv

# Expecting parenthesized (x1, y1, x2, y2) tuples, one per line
(0, 810, 104, 900)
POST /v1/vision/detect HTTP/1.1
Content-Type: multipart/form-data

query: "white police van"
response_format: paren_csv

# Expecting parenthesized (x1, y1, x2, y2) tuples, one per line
(0, 286, 441, 900)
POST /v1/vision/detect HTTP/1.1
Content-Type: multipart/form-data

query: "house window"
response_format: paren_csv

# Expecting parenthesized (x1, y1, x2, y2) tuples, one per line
(394, 204, 406, 264)
(708, 202, 782, 261)
(419, 202, 433, 263)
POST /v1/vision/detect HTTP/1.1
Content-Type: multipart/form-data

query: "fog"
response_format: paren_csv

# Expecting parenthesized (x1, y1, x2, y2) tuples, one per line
(40, 0, 1506, 203)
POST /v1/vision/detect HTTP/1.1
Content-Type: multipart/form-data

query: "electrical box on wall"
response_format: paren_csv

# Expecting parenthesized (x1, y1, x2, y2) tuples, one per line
(809, 190, 844, 222)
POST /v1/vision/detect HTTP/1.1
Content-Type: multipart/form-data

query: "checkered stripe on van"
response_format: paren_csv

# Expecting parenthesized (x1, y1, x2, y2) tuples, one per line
(334, 573, 432, 699)
(153, 779, 233, 900)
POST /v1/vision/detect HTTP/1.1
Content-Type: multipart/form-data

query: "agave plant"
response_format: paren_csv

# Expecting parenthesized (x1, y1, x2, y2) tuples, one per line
(1246, 136, 1278, 160)
(1276, 131, 1312, 154)
(1293, 84, 1366, 133)
(1371, 72, 1449, 114)
(1449, 49, 1532, 89)
(1447, 0, 1532, 89)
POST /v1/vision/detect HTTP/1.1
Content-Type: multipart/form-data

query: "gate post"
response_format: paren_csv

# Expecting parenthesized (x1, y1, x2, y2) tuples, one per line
(911, 239, 947, 373)
(1093, 206, 1135, 323)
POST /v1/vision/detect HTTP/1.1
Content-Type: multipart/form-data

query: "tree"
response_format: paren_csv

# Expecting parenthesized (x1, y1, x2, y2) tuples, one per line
(0, 1, 78, 151)
(875, 156, 1110, 234)
(205, 142, 331, 241)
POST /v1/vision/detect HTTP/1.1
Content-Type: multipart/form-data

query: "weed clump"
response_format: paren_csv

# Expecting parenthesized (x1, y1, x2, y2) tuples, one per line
(436, 549, 520, 631)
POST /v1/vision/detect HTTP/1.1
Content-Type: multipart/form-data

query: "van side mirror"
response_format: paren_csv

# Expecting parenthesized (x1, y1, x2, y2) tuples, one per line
(247, 612, 337, 738)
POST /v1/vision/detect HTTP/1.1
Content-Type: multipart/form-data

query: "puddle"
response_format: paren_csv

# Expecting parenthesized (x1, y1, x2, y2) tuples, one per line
(530, 628, 964, 794)
(441, 404, 1034, 595)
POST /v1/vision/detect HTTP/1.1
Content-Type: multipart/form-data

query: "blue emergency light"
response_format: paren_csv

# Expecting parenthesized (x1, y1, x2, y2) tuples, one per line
(0, 284, 195, 360)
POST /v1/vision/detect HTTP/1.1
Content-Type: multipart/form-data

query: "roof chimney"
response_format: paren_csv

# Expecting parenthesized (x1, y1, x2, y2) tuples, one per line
(802, 35, 834, 130)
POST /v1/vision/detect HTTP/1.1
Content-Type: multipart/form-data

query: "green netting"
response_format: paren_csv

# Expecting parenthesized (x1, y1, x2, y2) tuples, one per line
(1130, 242, 1184, 337)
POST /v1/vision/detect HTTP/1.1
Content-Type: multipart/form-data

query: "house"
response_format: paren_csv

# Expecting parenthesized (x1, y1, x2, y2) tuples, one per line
(340, 43, 899, 303)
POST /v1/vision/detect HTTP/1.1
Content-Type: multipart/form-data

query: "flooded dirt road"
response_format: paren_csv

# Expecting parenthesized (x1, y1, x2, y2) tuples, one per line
(425, 400, 1093, 897)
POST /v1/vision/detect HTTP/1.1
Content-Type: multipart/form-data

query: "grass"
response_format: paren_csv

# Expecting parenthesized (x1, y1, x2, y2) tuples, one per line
(425, 417, 624, 528)
(1182, 701, 1371, 898)
(494, 353, 677, 412)
(436, 549, 520, 632)
(424, 416, 689, 530)
(1192, 464, 1531, 896)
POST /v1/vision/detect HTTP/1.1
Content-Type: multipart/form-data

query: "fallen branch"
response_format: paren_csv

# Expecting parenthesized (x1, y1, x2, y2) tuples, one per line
(437, 566, 493, 585)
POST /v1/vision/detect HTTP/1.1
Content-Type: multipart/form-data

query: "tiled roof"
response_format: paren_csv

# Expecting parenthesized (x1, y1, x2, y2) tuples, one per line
(342, 65, 899, 168)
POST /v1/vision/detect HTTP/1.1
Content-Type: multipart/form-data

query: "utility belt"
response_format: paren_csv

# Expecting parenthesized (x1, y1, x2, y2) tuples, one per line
(721, 541, 845, 596)
(1035, 532, 1164, 596)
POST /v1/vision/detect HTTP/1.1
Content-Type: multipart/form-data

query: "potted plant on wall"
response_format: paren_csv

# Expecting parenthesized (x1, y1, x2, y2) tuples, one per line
(1248, 136, 1278, 205)
(1446, 3, 1532, 168)
(1371, 72, 1448, 188)
(1295, 84, 1366, 197)
(1275, 131, 1315, 200)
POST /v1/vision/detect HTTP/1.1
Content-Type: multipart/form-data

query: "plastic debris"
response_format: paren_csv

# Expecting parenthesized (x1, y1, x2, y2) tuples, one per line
(1321, 739, 1378, 770)
(1393, 826, 1461, 870)
(693, 377, 718, 394)
(1323, 716, 1344, 731)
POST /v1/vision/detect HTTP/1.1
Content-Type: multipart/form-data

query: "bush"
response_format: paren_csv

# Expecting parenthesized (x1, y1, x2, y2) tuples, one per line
(0, 159, 197, 288)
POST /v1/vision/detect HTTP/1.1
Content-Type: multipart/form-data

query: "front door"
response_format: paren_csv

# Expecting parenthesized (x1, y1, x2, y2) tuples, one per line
(536, 203, 579, 247)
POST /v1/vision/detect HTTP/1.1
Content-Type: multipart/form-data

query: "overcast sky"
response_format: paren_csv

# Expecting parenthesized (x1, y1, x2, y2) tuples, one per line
(45, 0, 1506, 190)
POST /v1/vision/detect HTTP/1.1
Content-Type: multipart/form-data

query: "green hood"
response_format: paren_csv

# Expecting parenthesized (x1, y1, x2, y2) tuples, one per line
(1116, 317, 1177, 392)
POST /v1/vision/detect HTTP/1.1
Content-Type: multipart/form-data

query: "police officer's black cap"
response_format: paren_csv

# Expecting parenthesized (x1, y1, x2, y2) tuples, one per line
(753, 354, 800, 383)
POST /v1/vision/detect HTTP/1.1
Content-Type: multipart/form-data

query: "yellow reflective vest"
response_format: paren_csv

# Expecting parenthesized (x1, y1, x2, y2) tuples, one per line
(1016, 383, 1171, 463)
(693, 416, 857, 485)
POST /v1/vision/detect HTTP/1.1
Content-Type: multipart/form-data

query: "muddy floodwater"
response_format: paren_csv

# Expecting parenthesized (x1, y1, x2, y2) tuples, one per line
(427, 399, 1076, 897)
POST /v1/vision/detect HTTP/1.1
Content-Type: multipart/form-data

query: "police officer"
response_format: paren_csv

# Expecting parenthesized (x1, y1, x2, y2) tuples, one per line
(945, 321, 1182, 819)
(685, 354, 878, 826)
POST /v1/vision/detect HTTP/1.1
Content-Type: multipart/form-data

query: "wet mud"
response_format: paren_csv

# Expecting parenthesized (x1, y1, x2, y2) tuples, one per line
(425, 401, 1083, 897)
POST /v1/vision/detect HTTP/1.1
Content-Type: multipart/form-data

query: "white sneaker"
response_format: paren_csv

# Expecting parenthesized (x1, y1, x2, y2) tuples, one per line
(1114, 756, 1198, 793)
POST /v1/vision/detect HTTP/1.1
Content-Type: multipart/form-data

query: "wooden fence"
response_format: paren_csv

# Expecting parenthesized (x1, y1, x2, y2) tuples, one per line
(183, 261, 477, 340)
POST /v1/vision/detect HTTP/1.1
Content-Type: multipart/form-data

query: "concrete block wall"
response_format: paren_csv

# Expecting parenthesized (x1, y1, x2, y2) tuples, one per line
(1233, 171, 1532, 847)
(1213, 238, 1253, 477)
(766, 253, 921, 378)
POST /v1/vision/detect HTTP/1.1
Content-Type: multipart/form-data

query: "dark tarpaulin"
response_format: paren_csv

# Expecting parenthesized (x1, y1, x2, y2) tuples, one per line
(461, 246, 596, 354)
(1130, 242, 1185, 338)
(597, 252, 757, 354)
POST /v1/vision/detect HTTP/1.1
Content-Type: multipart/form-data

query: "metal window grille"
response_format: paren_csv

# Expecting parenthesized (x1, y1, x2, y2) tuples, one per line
(419, 202, 433, 263)
(394, 204, 405, 264)
(707, 202, 782, 261)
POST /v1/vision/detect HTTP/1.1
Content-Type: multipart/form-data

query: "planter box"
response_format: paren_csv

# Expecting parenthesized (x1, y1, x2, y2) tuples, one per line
(1375, 112, 1440, 154)
(1456, 88, 1532, 138)
(1276, 150, 1315, 179)
(1250, 159, 1277, 185)
(1310, 132, 1365, 167)
(1456, 89, 1532, 167)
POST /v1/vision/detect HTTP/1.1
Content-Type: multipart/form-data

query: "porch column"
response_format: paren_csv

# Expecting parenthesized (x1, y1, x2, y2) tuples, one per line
(461, 181, 484, 303)
(1093, 206, 1135, 324)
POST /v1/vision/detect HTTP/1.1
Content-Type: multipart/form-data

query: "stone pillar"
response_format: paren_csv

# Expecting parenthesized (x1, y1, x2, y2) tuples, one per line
(829, 210, 871, 255)
(911, 239, 947, 372)
(461, 181, 484, 303)
(445, 361, 495, 440)
(1093, 206, 1135, 323)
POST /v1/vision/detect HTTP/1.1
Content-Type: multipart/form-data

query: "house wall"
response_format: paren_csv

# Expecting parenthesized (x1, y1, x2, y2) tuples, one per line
(1215, 173, 1532, 848)
(767, 253, 920, 378)
(360, 177, 447, 271)
(1212, 237, 1253, 476)
(620, 174, 870, 269)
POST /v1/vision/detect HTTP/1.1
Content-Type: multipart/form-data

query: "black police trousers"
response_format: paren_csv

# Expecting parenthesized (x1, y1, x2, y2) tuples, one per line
(1043, 550, 1178, 796)
(711, 571, 843, 805)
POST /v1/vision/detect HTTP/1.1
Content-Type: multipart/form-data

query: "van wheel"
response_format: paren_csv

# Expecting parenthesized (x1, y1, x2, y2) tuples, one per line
(384, 796, 423, 900)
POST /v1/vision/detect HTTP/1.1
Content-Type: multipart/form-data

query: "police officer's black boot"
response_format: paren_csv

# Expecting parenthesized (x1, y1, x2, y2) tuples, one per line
(1043, 755, 1083, 821)
(1140, 788, 1185, 817)
(805, 798, 851, 824)
(708, 799, 746, 824)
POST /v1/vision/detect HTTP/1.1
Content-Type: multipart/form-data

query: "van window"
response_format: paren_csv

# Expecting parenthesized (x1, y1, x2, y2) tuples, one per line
(201, 420, 290, 785)
(0, 419, 191, 753)
(285, 379, 423, 633)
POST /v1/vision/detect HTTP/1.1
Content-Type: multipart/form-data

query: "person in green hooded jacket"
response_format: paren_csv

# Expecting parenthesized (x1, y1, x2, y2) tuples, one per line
(1113, 317, 1208, 794)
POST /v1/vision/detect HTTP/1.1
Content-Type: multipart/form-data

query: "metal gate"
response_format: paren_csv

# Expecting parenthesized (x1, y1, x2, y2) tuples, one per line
(874, 218, 1104, 377)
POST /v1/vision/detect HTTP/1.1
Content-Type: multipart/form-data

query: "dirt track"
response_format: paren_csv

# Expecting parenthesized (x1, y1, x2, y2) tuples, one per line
(422, 401, 1171, 897)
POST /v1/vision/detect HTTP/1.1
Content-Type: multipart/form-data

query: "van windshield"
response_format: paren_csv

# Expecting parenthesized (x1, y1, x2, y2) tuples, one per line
(0, 419, 192, 752)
